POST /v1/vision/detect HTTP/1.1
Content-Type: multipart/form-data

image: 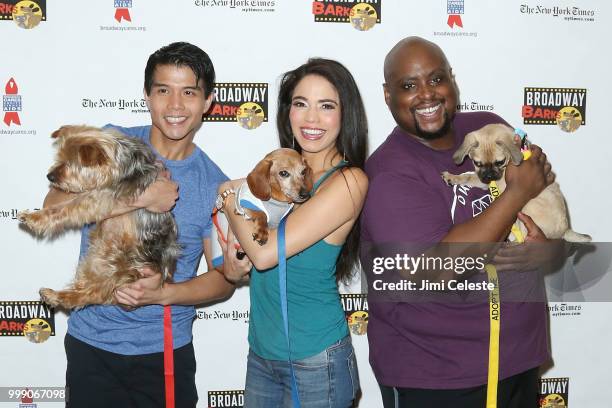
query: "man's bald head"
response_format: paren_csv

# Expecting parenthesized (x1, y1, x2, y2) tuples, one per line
(382, 36, 458, 144)
(383, 36, 451, 83)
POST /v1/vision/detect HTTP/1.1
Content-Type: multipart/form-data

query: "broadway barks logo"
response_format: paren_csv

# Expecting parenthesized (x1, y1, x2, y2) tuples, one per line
(0, 301, 55, 343)
(205, 83, 268, 130)
(341, 294, 368, 335)
(3, 78, 21, 126)
(312, 0, 381, 31)
(539, 377, 569, 408)
(0, 0, 46, 29)
(208, 390, 244, 408)
(522, 87, 586, 133)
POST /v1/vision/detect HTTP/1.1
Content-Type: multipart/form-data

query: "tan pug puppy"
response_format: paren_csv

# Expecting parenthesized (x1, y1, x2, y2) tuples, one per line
(442, 123, 590, 242)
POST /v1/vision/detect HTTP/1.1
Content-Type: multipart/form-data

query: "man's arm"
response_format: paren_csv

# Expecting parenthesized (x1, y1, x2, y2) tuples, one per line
(441, 145, 553, 243)
(42, 174, 178, 216)
(114, 237, 252, 306)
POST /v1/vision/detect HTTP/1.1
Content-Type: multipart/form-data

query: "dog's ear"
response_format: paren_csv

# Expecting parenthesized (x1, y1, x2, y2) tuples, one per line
(78, 143, 108, 167)
(247, 158, 272, 200)
(303, 160, 314, 193)
(51, 126, 70, 139)
(498, 140, 523, 165)
(453, 132, 478, 164)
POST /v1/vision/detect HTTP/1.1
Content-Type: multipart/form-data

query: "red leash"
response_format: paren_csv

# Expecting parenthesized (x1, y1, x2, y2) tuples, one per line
(212, 210, 241, 250)
(164, 305, 175, 408)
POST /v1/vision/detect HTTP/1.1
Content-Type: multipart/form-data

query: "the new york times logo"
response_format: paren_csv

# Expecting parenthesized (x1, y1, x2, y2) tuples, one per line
(312, 0, 381, 31)
(548, 302, 582, 317)
(0, 301, 55, 343)
(538, 377, 569, 408)
(520, 4, 595, 22)
(205, 83, 268, 130)
(0, 0, 46, 29)
(208, 390, 244, 407)
(194, 0, 276, 13)
(522, 87, 586, 132)
(341, 294, 368, 335)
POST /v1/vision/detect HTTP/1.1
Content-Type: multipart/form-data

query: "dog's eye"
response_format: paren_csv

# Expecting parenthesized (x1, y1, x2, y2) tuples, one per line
(279, 170, 290, 178)
(495, 160, 505, 166)
(301, 168, 307, 176)
(474, 161, 483, 167)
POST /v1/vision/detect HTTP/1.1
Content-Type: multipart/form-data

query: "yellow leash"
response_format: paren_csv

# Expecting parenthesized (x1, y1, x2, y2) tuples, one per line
(485, 146, 529, 407)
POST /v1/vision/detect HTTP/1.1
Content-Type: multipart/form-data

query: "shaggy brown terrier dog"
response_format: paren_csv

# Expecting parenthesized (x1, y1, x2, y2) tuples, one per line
(18, 125, 180, 309)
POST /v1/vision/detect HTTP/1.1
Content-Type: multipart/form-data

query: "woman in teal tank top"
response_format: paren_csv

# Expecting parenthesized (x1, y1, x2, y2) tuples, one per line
(219, 58, 369, 407)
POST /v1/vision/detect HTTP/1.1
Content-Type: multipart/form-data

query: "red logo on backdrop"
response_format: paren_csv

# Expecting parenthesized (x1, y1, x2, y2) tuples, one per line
(3, 78, 21, 126)
(114, 0, 132, 22)
(447, 0, 464, 28)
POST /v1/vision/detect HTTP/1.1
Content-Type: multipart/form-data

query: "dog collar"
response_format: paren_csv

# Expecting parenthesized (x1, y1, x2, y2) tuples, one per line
(234, 182, 293, 228)
(514, 128, 531, 160)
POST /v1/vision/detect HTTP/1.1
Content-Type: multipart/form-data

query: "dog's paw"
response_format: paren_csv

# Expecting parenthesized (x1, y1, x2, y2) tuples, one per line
(17, 210, 34, 224)
(17, 210, 48, 235)
(441, 171, 457, 186)
(252, 232, 268, 246)
(39, 288, 59, 307)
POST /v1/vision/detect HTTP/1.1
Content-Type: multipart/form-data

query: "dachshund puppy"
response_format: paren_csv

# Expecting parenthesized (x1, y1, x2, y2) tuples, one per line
(441, 123, 590, 242)
(18, 125, 181, 309)
(235, 148, 313, 245)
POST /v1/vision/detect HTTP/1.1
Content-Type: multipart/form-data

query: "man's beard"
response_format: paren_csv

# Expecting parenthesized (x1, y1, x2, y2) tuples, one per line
(413, 110, 453, 140)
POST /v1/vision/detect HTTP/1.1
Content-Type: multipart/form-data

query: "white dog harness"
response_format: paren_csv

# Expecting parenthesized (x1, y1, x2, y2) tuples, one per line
(234, 181, 294, 229)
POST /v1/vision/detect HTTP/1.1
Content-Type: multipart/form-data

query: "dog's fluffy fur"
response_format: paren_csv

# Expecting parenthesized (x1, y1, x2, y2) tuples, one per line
(441, 123, 590, 242)
(18, 125, 181, 308)
(243, 148, 313, 245)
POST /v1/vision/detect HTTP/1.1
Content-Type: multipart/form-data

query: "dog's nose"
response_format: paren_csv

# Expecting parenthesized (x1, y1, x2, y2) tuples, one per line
(298, 190, 311, 201)
(46, 172, 56, 183)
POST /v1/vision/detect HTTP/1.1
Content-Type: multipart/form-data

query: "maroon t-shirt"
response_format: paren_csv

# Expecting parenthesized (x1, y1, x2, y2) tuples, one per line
(360, 111, 550, 389)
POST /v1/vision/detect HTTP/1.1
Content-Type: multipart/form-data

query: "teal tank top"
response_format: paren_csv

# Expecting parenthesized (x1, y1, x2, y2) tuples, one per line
(248, 162, 350, 360)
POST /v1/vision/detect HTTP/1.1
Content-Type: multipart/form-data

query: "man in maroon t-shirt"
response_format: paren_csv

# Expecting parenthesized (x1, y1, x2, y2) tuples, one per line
(360, 36, 555, 407)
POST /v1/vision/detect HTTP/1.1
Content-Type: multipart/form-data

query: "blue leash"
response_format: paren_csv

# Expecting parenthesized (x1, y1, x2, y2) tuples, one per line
(278, 216, 301, 407)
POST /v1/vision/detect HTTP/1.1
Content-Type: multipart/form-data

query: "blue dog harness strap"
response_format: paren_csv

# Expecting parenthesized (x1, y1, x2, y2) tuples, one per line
(278, 216, 300, 407)
(277, 160, 350, 407)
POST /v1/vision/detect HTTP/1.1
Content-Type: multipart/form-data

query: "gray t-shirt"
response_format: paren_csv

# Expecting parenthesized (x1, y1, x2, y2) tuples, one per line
(68, 124, 228, 355)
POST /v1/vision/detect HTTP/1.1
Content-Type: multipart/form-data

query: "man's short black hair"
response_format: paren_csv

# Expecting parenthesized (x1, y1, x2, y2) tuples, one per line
(144, 42, 216, 97)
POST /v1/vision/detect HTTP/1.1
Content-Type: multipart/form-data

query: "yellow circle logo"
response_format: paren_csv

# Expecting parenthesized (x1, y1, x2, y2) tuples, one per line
(350, 3, 377, 31)
(347, 311, 368, 335)
(540, 393, 566, 408)
(556, 106, 582, 133)
(236, 102, 265, 130)
(23, 318, 51, 344)
(12, 1, 43, 29)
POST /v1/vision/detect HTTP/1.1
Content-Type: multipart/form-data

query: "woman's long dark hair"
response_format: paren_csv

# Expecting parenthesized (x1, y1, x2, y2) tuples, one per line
(277, 58, 368, 283)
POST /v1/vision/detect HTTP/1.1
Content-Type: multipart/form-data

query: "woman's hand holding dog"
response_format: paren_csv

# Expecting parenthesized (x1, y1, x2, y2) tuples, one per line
(218, 228, 252, 283)
(504, 144, 554, 202)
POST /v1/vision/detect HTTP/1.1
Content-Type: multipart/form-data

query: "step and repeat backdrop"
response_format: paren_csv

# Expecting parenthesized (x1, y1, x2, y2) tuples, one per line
(1, 0, 610, 407)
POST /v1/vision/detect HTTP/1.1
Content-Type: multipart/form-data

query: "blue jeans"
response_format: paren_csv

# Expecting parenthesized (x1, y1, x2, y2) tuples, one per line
(245, 336, 360, 407)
